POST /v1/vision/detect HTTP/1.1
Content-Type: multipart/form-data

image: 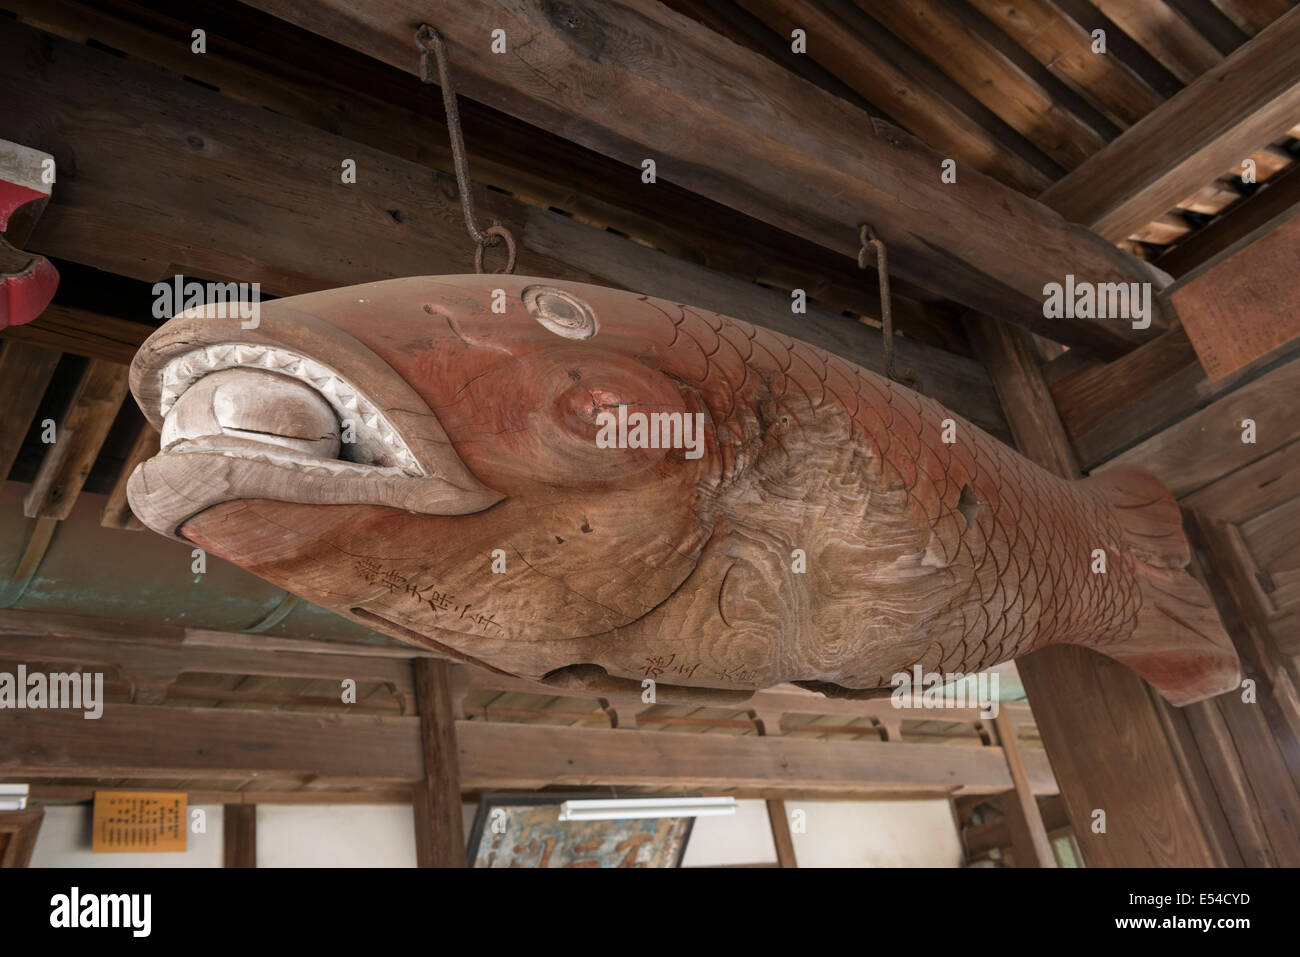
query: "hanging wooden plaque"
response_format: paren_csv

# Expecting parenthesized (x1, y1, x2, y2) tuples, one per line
(92, 790, 187, 853)
(1168, 210, 1300, 381)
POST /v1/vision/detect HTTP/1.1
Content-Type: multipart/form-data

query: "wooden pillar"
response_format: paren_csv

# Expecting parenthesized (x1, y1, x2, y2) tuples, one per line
(750, 710, 797, 867)
(412, 658, 466, 868)
(0, 809, 44, 867)
(966, 315, 1226, 866)
(222, 804, 256, 868)
(993, 712, 1056, 867)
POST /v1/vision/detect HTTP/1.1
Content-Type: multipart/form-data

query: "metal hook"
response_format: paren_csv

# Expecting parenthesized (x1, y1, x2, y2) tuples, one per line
(416, 25, 517, 273)
(858, 224, 918, 390)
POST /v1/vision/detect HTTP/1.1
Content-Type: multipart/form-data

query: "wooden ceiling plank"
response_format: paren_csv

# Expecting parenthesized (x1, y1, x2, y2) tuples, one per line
(21, 358, 131, 521)
(860, 0, 1109, 170)
(1090, 0, 1225, 83)
(734, 0, 1054, 193)
(236, 0, 1169, 354)
(1159, 160, 1300, 275)
(1127, 212, 1196, 245)
(1039, 6, 1300, 241)
(1174, 182, 1246, 216)
(966, 0, 1166, 128)
(0, 341, 61, 481)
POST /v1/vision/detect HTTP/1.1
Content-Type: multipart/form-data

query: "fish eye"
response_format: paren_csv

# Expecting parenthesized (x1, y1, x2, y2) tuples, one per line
(522, 285, 598, 339)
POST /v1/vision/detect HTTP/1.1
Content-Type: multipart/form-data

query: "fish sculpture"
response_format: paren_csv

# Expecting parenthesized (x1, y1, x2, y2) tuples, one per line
(127, 276, 1240, 706)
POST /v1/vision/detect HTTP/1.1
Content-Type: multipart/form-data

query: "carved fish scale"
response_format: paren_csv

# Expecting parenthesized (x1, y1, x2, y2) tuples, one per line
(126, 276, 1237, 705)
(635, 297, 1142, 688)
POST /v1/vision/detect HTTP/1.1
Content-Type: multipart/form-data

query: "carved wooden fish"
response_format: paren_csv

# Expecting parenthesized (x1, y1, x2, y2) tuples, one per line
(128, 276, 1239, 705)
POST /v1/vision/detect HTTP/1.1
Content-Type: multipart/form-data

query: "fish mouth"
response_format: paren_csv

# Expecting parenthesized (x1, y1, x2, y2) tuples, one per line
(127, 304, 503, 540)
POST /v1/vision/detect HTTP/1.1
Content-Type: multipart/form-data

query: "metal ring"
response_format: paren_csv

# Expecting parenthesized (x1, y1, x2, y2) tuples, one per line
(474, 225, 517, 275)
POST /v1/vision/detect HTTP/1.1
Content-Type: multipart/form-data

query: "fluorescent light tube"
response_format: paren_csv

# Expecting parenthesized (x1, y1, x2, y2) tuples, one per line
(558, 797, 735, 821)
(0, 783, 28, 811)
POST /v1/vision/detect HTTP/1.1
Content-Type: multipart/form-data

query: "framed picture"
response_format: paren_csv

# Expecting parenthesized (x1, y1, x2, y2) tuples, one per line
(467, 795, 694, 868)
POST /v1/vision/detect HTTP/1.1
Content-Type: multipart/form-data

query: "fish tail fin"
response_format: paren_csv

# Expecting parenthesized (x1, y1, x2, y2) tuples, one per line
(1086, 466, 1241, 707)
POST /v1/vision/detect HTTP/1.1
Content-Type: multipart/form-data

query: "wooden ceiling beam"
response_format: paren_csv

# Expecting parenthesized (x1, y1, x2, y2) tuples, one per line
(1039, 6, 1300, 241)
(10, 0, 956, 349)
(239, 0, 1168, 354)
(0, 702, 1056, 795)
(0, 23, 1004, 429)
(0, 303, 150, 366)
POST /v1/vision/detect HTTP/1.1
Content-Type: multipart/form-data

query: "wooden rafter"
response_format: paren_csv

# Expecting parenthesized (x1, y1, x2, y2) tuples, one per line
(0, 23, 1006, 433)
(1040, 6, 1300, 241)
(238, 0, 1168, 353)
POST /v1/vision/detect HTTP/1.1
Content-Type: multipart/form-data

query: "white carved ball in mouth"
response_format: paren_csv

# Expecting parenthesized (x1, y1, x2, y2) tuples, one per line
(156, 344, 422, 477)
(162, 368, 342, 459)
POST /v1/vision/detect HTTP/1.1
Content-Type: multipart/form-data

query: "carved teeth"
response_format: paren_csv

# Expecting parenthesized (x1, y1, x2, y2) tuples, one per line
(156, 343, 424, 477)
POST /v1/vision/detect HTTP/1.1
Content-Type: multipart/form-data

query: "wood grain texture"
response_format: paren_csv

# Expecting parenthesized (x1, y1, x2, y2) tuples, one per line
(1167, 211, 1300, 380)
(0, 809, 44, 867)
(239, 0, 1167, 352)
(101, 419, 157, 530)
(0, 304, 151, 366)
(0, 22, 986, 403)
(128, 276, 1236, 707)
(1065, 332, 1300, 472)
(1051, 323, 1200, 441)
(412, 658, 466, 867)
(1040, 6, 1300, 240)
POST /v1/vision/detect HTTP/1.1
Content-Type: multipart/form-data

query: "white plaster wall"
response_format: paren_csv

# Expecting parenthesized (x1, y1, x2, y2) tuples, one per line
(29, 804, 224, 868)
(680, 799, 777, 866)
(256, 804, 419, 867)
(788, 799, 964, 867)
(30, 798, 962, 867)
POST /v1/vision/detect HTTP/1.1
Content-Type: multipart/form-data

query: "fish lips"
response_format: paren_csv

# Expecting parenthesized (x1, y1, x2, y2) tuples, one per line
(127, 301, 503, 540)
